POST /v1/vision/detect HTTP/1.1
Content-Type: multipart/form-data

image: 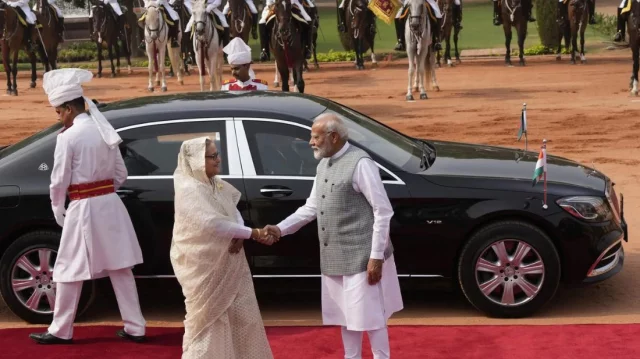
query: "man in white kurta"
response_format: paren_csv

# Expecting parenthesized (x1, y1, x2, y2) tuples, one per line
(29, 68, 146, 345)
(267, 113, 403, 359)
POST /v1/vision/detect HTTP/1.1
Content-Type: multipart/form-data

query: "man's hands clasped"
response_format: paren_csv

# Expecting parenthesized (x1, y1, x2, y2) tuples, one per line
(228, 225, 283, 254)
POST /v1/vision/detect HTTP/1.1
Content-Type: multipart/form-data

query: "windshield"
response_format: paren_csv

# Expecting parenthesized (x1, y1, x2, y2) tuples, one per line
(0, 122, 63, 160)
(319, 106, 423, 172)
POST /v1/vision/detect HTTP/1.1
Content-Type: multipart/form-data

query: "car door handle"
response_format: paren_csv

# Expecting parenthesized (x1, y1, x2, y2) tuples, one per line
(116, 189, 134, 198)
(260, 187, 293, 198)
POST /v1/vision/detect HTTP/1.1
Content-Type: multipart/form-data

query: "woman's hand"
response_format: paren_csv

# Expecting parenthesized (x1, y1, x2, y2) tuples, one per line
(228, 238, 245, 254)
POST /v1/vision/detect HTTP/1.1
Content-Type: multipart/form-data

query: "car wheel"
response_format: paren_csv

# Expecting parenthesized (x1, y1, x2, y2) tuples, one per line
(458, 221, 561, 318)
(0, 231, 97, 324)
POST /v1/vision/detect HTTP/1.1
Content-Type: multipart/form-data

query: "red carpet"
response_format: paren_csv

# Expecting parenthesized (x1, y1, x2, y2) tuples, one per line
(1, 324, 639, 358)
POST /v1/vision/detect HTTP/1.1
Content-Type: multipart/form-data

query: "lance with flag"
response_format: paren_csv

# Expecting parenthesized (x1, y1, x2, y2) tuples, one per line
(518, 103, 528, 151)
(532, 139, 548, 209)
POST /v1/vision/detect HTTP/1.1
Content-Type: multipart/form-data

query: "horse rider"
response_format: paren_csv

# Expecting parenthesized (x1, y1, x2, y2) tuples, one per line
(221, 0, 260, 40)
(557, 0, 597, 28)
(4, 0, 40, 51)
(137, 0, 182, 49)
(221, 37, 268, 91)
(614, 0, 630, 42)
(184, 0, 230, 45)
(492, 0, 535, 26)
(33, 0, 65, 41)
(258, 0, 314, 61)
(391, 0, 443, 52)
(169, 0, 192, 15)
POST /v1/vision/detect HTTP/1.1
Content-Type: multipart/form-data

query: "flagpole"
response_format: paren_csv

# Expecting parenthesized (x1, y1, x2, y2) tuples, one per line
(542, 139, 548, 210)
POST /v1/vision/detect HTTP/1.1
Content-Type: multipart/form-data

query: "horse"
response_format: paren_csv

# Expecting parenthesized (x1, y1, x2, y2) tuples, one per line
(499, 0, 528, 66)
(171, 0, 195, 76)
(141, 3, 183, 92)
(629, 0, 640, 95)
(0, 3, 45, 95)
(89, 0, 132, 78)
(34, 0, 62, 71)
(344, 0, 376, 69)
(271, 0, 305, 92)
(405, 0, 438, 100)
(567, 0, 589, 64)
(436, 0, 461, 66)
(228, 0, 253, 44)
(191, 0, 223, 91)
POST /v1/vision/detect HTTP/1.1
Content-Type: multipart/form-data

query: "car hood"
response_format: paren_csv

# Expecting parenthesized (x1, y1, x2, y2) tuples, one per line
(419, 140, 606, 192)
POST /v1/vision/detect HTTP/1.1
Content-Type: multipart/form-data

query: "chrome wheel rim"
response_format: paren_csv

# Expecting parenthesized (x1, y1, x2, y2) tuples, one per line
(11, 248, 57, 315)
(475, 240, 545, 307)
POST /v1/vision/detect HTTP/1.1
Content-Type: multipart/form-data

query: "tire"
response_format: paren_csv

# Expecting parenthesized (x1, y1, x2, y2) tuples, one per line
(0, 231, 97, 324)
(458, 221, 561, 318)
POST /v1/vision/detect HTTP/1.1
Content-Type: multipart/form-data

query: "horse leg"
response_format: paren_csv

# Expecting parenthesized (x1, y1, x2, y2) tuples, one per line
(504, 25, 512, 66)
(580, 29, 586, 63)
(209, 49, 215, 92)
(3, 50, 11, 95)
(274, 62, 280, 88)
(629, 43, 640, 96)
(297, 65, 305, 93)
(446, 33, 453, 67)
(556, 20, 564, 61)
(518, 26, 526, 66)
(406, 54, 415, 101)
(430, 49, 440, 91)
(28, 50, 37, 89)
(418, 52, 427, 99)
(160, 47, 168, 92)
(97, 40, 103, 78)
(280, 64, 290, 92)
(571, 29, 577, 64)
(11, 50, 18, 96)
(147, 43, 155, 92)
(115, 41, 122, 75)
(370, 38, 377, 66)
(454, 27, 461, 63)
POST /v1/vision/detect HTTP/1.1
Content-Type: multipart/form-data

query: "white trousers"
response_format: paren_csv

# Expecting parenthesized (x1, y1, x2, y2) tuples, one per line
(185, 8, 229, 32)
(8, 3, 37, 24)
(48, 268, 146, 340)
(619, 0, 626, 8)
(342, 326, 391, 359)
(223, 0, 258, 14)
(163, 3, 181, 21)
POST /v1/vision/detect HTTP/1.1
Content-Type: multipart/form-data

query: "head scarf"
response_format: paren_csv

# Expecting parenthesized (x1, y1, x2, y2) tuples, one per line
(42, 68, 122, 149)
(223, 37, 252, 65)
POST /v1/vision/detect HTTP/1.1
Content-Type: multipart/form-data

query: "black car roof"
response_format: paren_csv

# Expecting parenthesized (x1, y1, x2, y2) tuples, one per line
(98, 91, 331, 129)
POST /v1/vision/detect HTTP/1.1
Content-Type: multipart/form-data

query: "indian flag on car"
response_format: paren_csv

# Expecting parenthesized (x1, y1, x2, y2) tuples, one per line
(532, 146, 546, 187)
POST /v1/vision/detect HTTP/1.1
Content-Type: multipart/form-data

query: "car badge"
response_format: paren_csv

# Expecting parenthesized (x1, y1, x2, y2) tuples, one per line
(38, 163, 49, 171)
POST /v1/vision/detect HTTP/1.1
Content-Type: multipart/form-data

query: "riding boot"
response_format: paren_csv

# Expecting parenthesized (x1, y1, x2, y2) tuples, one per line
(223, 27, 230, 46)
(25, 24, 38, 53)
(556, 1, 566, 25)
(58, 17, 65, 42)
(338, 7, 346, 33)
(259, 23, 270, 61)
(251, 12, 258, 40)
(169, 22, 180, 48)
(589, 0, 596, 24)
(524, 0, 536, 22)
(302, 24, 311, 59)
(394, 18, 405, 51)
(453, 3, 463, 30)
(431, 17, 442, 51)
(493, 1, 502, 26)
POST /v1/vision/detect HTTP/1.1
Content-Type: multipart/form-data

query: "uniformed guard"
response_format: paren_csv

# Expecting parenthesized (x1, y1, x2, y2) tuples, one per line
(221, 37, 268, 91)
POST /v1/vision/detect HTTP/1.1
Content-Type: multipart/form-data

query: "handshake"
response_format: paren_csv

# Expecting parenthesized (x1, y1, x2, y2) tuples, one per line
(228, 225, 282, 254)
(251, 225, 282, 246)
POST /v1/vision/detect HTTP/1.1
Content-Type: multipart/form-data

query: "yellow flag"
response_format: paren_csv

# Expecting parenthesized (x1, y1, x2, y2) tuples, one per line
(368, 0, 402, 25)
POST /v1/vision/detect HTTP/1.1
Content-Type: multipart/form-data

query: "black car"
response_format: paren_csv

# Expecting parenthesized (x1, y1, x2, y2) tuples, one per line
(0, 91, 628, 324)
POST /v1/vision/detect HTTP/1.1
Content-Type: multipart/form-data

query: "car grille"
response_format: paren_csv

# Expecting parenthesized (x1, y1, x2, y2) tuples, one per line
(587, 240, 623, 278)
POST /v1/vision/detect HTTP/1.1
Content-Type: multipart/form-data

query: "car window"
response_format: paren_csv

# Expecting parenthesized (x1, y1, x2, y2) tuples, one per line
(118, 122, 228, 176)
(243, 121, 318, 176)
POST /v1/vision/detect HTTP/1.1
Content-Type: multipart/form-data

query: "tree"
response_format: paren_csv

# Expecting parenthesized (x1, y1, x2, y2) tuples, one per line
(535, 0, 560, 49)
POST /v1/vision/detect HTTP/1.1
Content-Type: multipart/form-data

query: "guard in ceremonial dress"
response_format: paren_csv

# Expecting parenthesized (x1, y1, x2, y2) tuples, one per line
(221, 37, 268, 91)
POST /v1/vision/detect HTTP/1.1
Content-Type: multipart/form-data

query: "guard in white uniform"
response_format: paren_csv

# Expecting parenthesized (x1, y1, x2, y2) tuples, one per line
(33, 0, 65, 41)
(221, 37, 268, 90)
(29, 68, 147, 345)
(392, 0, 443, 52)
(222, 0, 260, 39)
(258, 0, 314, 61)
(267, 113, 403, 359)
(5, 0, 40, 51)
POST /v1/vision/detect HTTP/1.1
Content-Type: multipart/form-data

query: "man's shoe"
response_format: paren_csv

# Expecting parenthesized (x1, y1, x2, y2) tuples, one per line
(29, 332, 72, 345)
(260, 49, 269, 62)
(338, 23, 346, 33)
(589, 17, 596, 25)
(614, 30, 623, 42)
(116, 329, 146, 343)
(394, 42, 405, 51)
(171, 39, 180, 48)
(528, 15, 536, 22)
(434, 42, 442, 51)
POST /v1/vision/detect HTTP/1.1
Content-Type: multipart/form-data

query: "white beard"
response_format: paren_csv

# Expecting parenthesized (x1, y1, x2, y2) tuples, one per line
(313, 145, 331, 160)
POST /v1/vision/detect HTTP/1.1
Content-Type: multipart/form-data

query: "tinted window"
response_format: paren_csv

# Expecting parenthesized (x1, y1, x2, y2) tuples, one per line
(243, 121, 318, 176)
(118, 121, 227, 176)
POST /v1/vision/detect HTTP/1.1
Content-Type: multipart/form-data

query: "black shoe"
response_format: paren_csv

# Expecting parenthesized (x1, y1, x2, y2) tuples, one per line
(589, 17, 596, 25)
(171, 39, 180, 48)
(116, 329, 146, 343)
(528, 15, 536, 22)
(614, 30, 623, 42)
(338, 23, 346, 33)
(260, 49, 269, 62)
(29, 332, 73, 345)
(493, 16, 502, 26)
(434, 42, 442, 51)
(304, 48, 311, 59)
(138, 41, 146, 50)
(394, 42, 405, 51)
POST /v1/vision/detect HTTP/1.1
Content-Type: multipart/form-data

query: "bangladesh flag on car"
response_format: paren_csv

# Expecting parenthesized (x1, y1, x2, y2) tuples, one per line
(532, 146, 546, 187)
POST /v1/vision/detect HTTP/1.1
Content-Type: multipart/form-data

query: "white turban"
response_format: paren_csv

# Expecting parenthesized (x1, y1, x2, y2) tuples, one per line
(43, 68, 122, 149)
(223, 37, 252, 65)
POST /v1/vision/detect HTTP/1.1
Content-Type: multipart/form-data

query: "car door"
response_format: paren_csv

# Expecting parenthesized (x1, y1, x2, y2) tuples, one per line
(114, 118, 246, 276)
(234, 117, 413, 276)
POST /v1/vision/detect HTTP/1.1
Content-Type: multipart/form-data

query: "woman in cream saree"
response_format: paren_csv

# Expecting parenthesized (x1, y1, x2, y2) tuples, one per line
(170, 137, 274, 359)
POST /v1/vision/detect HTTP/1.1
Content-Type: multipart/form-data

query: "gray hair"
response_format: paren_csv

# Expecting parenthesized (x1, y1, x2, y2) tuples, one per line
(313, 113, 349, 140)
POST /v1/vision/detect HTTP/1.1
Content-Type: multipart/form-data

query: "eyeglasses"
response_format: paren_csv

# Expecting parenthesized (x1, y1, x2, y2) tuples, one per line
(205, 152, 219, 160)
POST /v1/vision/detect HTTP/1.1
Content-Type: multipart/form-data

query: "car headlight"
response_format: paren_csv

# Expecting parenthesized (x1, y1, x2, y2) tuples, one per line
(556, 196, 613, 222)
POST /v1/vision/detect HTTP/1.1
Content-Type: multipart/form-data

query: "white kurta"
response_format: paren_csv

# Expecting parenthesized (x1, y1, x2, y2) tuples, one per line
(277, 142, 403, 331)
(50, 114, 143, 283)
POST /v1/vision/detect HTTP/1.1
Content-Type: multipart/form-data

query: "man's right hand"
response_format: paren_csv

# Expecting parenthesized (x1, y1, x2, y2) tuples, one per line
(264, 225, 282, 241)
